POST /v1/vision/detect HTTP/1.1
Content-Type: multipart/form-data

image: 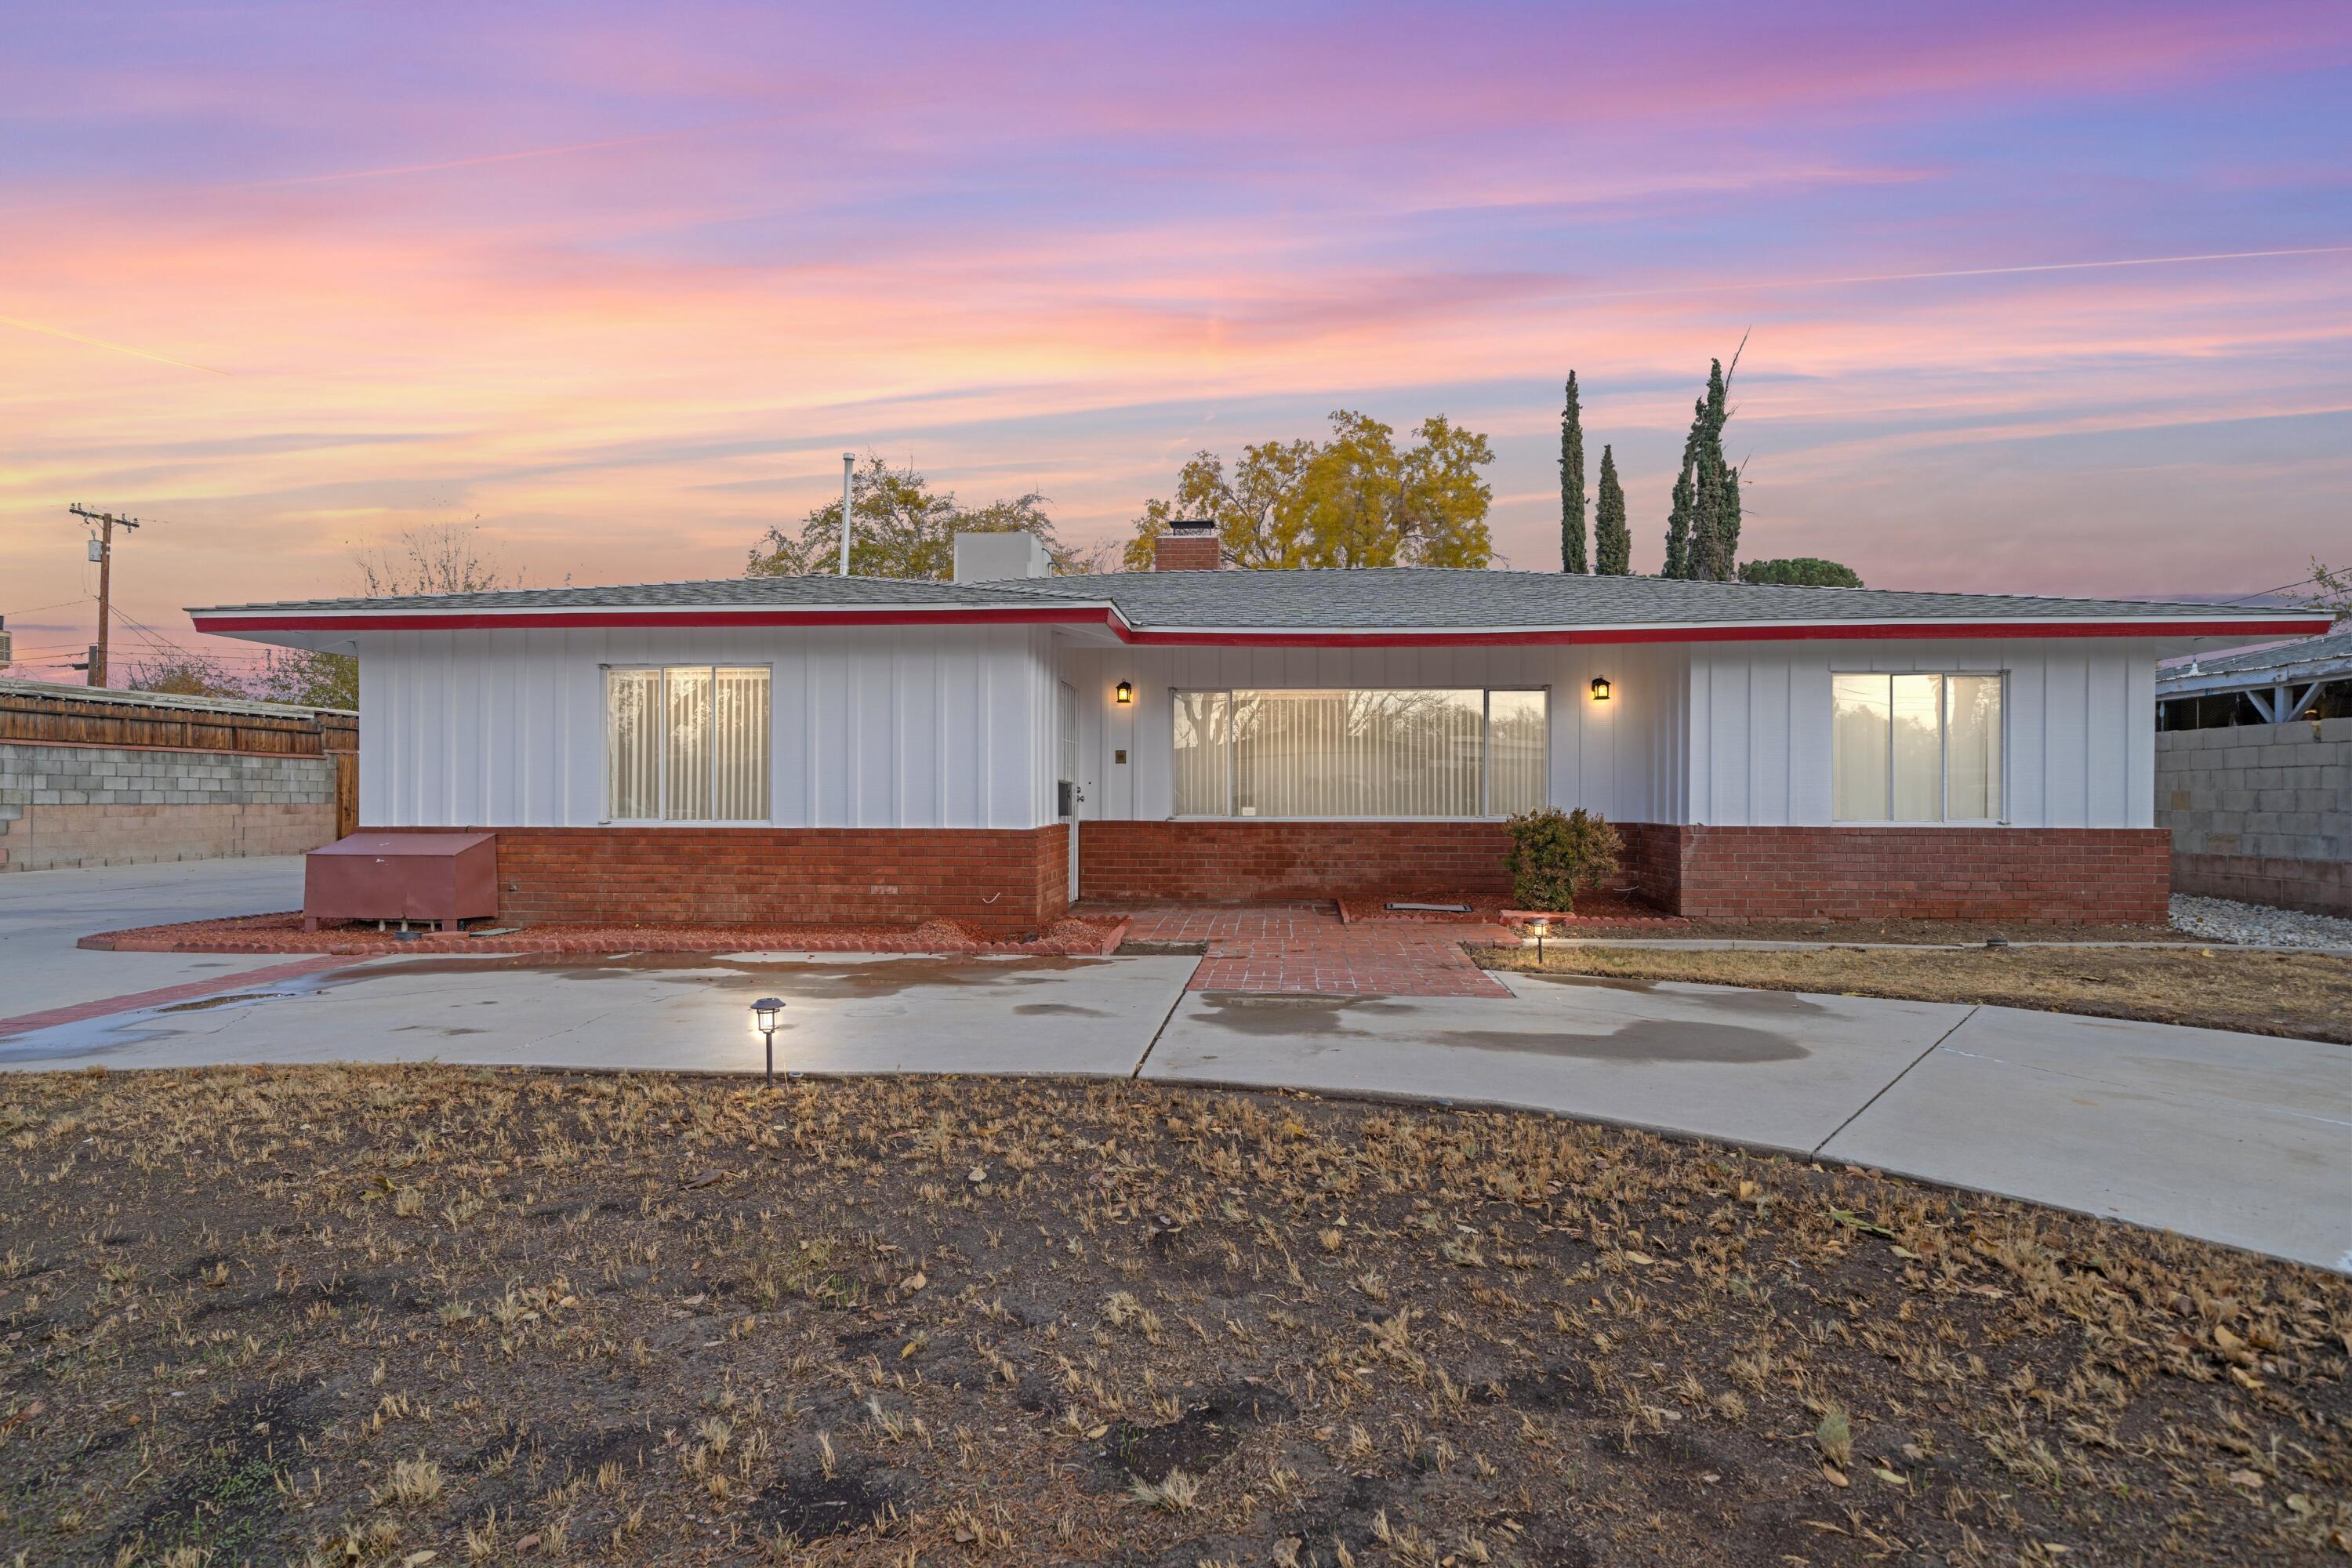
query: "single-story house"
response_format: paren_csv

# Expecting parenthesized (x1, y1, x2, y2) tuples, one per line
(191, 528, 2328, 930)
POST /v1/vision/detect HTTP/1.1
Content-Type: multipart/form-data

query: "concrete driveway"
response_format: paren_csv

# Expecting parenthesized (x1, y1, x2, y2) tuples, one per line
(2, 860, 2344, 1272)
(1145, 971, 2352, 1272)
(0, 855, 312, 1017)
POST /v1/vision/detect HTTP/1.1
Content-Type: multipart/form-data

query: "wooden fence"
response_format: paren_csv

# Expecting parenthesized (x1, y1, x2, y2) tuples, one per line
(0, 684, 356, 757)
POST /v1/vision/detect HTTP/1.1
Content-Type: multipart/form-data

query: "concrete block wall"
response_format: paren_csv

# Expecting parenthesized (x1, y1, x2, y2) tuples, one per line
(2156, 716, 2351, 916)
(0, 742, 337, 871)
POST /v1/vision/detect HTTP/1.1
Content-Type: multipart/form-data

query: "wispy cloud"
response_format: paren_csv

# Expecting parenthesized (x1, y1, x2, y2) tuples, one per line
(0, 0, 2347, 662)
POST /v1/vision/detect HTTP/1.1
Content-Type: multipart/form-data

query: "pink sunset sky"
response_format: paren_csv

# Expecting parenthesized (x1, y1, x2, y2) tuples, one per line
(3, 2, 2348, 681)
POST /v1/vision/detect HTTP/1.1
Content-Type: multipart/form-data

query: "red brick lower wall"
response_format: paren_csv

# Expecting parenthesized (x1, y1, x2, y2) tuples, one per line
(361, 826, 1070, 934)
(1079, 819, 2171, 923)
(1079, 820, 1513, 902)
(1657, 825, 2172, 923)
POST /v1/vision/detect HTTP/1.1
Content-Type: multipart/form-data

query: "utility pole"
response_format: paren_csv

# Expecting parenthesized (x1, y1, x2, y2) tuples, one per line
(68, 504, 143, 688)
(838, 452, 855, 575)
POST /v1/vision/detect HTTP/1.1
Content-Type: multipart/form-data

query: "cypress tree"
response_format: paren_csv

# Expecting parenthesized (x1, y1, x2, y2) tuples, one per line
(1668, 356, 1744, 581)
(1593, 445, 1629, 575)
(1559, 373, 1588, 573)
(1662, 394, 1703, 579)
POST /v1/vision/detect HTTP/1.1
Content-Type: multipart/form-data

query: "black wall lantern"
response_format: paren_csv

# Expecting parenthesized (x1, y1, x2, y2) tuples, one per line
(1115, 681, 1134, 705)
(1590, 677, 1612, 702)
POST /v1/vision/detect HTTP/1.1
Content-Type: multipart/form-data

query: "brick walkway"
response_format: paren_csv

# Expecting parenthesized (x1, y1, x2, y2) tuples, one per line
(1113, 902, 1513, 997)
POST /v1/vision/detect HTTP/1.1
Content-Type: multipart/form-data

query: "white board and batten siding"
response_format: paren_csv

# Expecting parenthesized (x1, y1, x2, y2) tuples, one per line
(1684, 638, 2158, 829)
(358, 626, 1062, 829)
(359, 626, 2160, 833)
(1055, 641, 1690, 824)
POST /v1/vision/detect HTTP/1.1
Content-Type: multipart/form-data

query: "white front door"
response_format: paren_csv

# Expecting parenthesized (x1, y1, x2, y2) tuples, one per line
(1057, 681, 1080, 902)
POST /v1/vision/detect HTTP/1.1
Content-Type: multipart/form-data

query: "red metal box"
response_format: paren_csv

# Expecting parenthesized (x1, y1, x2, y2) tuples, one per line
(303, 832, 498, 932)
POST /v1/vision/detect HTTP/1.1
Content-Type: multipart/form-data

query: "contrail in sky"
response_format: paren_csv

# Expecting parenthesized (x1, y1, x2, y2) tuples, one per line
(1566, 245, 2352, 300)
(267, 118, 796, 185)
(0, 314, 233, 376)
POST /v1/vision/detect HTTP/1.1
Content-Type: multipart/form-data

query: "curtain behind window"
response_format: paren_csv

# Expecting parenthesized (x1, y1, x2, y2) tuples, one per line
(606, 669, 662, 821)
(1174, 688, 1544, 818)
(713, 667, 771, 821)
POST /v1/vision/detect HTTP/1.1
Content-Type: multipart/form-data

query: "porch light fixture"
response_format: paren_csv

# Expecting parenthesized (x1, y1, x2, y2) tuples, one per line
(1115, 681, 1133, 705)
(1589, 677, 1611, 702)
(750, 996, 785, 1086)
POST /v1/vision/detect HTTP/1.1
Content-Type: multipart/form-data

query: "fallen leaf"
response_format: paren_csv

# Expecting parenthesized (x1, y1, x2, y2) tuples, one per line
(1889, 1244, 1921, 1261)
(403, 1553, 440, 1566)
(1085, 1424, 1108, 1439)
(900, 1271, 927, 1293)
(1828, 1208, 1895, 1238)
(967, 1165, 989, 1184)
(681, 1169, 725, 1189)
(2213, 1324, 2245, 1353)
(1820, 1464, 1849, 1488)
(1871, 1466, 1908, 1486)
(2227, 1468, 2264, 1489)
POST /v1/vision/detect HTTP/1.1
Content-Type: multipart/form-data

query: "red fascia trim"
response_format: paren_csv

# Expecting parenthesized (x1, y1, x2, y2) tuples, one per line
(1118, 616, 2332, 647)
(191, 608, 2331, 646)
(192, 607, 1121, 635)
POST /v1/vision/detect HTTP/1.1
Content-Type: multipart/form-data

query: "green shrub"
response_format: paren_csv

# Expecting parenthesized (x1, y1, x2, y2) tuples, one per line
(1737, 557, 1864, 588)
(1504, 807, 1623, 913)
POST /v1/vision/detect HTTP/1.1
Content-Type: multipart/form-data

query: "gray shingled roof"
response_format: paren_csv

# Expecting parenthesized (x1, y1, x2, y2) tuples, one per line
(2158, 625, 2352, 686)
(197, 567, 2312, 631)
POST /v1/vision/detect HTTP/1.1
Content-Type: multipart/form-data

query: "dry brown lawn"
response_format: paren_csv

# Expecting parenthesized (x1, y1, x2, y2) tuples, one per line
(1476, 943, 2352, 1043)
(0, 1067, 2345, 1566)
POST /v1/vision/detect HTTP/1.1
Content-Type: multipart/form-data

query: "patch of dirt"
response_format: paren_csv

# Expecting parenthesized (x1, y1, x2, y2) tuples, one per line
(0, 1066, 2343, 1565)
(1476, 942, 2352, 1042)
(1337, 888, 1677, 924)
(760, 1467, 904, 1541)
(1097, 1381, 1297, 1484)
(78, 910, 1130, 957)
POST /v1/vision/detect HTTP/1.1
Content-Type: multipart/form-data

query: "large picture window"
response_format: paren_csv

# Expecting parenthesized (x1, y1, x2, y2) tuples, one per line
(1173, 688, 1547, 818)
(605, 666, 771, 822)
(1831, 673, 2002, 822)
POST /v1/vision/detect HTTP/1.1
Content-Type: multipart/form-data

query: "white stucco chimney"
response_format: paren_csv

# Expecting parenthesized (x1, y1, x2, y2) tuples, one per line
(951, 532, 1056, 583)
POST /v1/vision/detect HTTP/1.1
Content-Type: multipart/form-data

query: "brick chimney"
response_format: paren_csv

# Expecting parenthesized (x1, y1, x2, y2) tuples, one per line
(1154, 520, 1219, 572)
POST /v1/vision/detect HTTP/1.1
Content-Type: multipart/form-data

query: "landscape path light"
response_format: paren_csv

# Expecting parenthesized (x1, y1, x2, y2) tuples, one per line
(1526, 915, 1549, 960)
(750, 996, 785, 1086)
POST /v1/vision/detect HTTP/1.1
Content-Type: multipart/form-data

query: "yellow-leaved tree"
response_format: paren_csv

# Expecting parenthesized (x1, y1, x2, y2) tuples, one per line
(1123, 411, 1494, 572)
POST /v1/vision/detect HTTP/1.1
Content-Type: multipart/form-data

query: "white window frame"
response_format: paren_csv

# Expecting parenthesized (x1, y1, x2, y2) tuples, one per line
(601, 662, 774, 825)
(1831, 671, 2007, 826)
(1171, 685, 1549, 821)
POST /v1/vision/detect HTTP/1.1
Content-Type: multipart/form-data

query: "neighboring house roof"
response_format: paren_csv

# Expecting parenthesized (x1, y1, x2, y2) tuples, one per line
(191, 567, 2332, 648)
(0, 674, 354, 720)
(2157, 625, 2352, 698)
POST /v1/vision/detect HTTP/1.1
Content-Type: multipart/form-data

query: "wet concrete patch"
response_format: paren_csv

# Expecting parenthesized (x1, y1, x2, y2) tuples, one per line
(1516, 972, 1831, 1016)
(1192, 993, 1419, 1037)
(318, 952, 1113, 1002)
(152, 992, 281, 1014)
(1011, 1003, 1110, 1017)
(1435, 1020, 1807, 1065)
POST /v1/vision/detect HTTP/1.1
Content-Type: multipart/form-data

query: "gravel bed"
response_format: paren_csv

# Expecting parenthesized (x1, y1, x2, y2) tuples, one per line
(2170, 892, 2352, 950)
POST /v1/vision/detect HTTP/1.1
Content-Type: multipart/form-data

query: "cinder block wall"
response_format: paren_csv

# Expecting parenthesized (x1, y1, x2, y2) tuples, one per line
(2157, 716, 2351, 916)
(0, 743, 337, 871)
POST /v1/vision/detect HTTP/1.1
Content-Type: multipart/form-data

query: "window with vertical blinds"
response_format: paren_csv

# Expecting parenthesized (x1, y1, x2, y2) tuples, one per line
(1172, 688, 1547, 818)
(1831, 673, 2003, 822)
(604, 666, 770, 822)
